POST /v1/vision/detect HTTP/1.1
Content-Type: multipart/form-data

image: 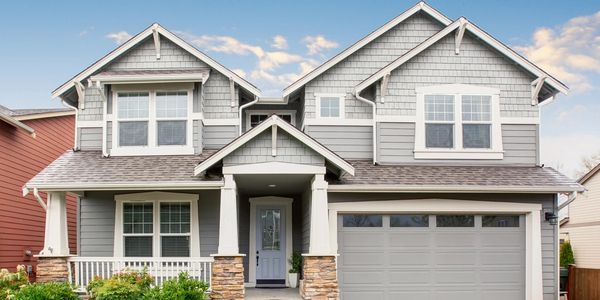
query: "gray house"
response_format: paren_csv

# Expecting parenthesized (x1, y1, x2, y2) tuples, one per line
(26, 2, 582, 300)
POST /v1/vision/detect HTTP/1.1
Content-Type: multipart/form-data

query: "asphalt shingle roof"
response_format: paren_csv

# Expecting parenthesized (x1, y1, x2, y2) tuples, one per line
(0, 104, 71, 117)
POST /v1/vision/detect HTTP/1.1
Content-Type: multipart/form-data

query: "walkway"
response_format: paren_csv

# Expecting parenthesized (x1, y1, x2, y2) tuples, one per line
(246, 288, 302, 300)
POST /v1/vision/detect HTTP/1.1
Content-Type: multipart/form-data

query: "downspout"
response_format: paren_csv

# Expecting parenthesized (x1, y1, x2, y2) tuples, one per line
(60, 97, 79, 151)
(238, 95, 259, 135)
(353, 89, 377, 164)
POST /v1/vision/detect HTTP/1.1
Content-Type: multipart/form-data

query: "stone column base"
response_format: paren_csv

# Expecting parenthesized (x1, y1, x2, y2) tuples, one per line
(301, 255, 339, 300)
(36, 256, 70, 283)
(211, 255, 245, 300)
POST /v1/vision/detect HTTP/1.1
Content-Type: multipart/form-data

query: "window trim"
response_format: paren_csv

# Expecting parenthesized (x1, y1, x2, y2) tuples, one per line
(111, 88, 194, 156)
(245, 110, 296, 130)
(114, 192, 200, 258)
(315, 93, 345, 119)
(415, 84, 503, 160)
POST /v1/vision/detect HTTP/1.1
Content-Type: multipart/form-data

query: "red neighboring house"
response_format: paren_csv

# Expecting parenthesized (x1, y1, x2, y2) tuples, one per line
(0, 105, 77, 278)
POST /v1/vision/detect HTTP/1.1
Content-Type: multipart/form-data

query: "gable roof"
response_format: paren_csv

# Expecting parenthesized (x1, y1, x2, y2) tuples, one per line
(282, 2, 451, 98)
(0, 105, 74, 137)
(578, 163, 600, 185)
(194, 115, 355, 176)
(0, 105, 36, 137)
(354, 17, 569, 97)
(52, 23, 261, 100)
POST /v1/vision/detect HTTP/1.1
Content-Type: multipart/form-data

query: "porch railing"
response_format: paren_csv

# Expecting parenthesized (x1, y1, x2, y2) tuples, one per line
(67, 257, 214, 291)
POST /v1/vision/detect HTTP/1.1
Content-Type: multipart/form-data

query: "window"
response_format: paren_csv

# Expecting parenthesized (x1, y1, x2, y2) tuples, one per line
(117, 92, 149, 147)
(316, 94, 344, 119)
(342, 215, 383, 227)
(436, 215, 475, 227)
(390, 215, 429, 227)
(156, 92, 187, 146)
(248, 112, 294, 129)
(415, 84, 503, 159)
(115, 192, 199, 258)
(482, 215, 520, 227)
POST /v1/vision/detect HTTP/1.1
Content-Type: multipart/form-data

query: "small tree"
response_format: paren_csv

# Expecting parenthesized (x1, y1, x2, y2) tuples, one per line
(560, 241, 575, 267)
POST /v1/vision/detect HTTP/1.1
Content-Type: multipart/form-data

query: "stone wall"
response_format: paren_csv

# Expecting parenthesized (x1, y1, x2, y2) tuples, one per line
(300, 256, 339, 300)
(36, 256, 69, 283)
(211, 256, 245, 300)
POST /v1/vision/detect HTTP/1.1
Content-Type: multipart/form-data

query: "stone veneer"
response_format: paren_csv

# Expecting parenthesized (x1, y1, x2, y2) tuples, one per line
(211, 256, 245, 300)
(300, 256, 339, 300)
(36, 256, 70, 283)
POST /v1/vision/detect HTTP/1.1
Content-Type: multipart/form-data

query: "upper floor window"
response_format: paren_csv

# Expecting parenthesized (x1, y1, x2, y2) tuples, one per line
(415, 84, 503, 160)
(316, 94, 345, 119)
(247, 111, 295, 129)
(112, 88, 193, 156)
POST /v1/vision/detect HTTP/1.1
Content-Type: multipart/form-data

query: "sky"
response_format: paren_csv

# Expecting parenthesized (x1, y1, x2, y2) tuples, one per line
(0, 0, 599, 178)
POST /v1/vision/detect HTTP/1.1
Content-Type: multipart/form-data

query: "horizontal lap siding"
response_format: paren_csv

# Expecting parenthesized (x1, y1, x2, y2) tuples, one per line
(78, 127, 102, 151)
(305, 125, 372, 160)
(0, 116, 77, 272)
(377, 122, 538, 165)
(202, 125, 237, 149)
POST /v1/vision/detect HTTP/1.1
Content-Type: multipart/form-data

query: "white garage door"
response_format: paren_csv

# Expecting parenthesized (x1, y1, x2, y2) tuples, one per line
(338, 214, 525, 300)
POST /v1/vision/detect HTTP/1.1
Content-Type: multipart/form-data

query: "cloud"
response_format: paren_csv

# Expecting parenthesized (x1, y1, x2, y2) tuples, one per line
(79, 26, 95, 37)
(271, 35, 288, 50)
(106, 31, 132, 45)
(557, 104, 586, 122)
(515, 11, 600, 93)
(303, 35, 339, 55)
(541, 133, 600, 178)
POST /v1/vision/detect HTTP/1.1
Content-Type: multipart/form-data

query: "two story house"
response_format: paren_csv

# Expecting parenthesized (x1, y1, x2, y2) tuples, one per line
(25, 2, 582, 300)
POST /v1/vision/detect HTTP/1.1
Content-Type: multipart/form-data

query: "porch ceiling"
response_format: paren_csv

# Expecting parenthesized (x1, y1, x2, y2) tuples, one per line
(235, 174, 312, 196)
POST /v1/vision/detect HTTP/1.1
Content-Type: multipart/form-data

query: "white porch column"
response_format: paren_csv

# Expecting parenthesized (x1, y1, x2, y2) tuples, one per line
(39, 192, 70, 256)
(217, 174, 240, 255)
(308, 174, 331, 254)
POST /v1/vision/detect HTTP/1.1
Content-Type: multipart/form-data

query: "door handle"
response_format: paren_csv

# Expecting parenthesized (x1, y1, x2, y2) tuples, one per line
(256, 251, 259, 266)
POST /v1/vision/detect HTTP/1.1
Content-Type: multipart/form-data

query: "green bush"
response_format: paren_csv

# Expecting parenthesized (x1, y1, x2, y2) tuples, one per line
(288, 251, 302, 273)
(87, 270, 153, 300)
(0, 266, 29, 299)
(13, 282, 78, 300)
(560, 241, 575, 267)
(145, 273, 209, 300)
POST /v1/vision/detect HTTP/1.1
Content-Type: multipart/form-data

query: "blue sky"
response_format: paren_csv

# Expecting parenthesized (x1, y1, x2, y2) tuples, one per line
(0, 0, 599, 177)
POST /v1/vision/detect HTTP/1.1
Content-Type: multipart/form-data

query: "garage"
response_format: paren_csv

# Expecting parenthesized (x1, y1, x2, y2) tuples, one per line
(337, 214, 525, 300)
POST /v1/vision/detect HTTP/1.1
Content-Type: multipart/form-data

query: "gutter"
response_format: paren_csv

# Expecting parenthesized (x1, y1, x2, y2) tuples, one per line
(238, 95, 259, 135)
(60, 97, 79, 150)
(558, 191, 579, 211)
(327, 184, 585, 194)
(24, 181, 224, 192)
(353, 91, 377, 164)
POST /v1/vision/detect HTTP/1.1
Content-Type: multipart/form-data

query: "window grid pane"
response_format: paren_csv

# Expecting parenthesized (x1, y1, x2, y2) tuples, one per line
(390, 215, 429, 227)
(462, 95, 491, 122)
(482, 215, 520, 227)
(426, 124, 454, 148)
(342, 215, 383, 227)
(156, 92, 188, 118)
(436, 215, 475, 227)
(161, 236, 190, 257)
(119, 121, 148, 146)
(124, 236, 153, 257)
(160, 203, 191, 234)
(463, 124, 491, 148)
(123, 203, 153, 234)
(425, 95, 454, 121)
(117, 92, 149, 119)
(157, 121, 186, 146)
(320, 97, 340, 118)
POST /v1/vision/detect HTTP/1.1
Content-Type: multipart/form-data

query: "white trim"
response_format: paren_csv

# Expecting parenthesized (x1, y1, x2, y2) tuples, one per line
(327, 184, 584, 193)
(13, 110, 75, 121)
(202, 118, 239, 126)
(303, 118, 372, 126)
(328, 199, 543, 300)
(90, 72, 209, 85)
(52, 23, 260, 99)
(315, 93, 345, 119)
(217, 175, 240, 255)
(355, 19, 568, 96)
(39, 192, 70, 256)
(283, 1, 451, 97)
(500, 117, 540, 125)
(248, 197, 293, 286)
(414, 84, 504, 160)
(26, 181, 223, 192)
(245, 109, 296, 130)
(113, 192, 200, 258)
(194, 115, 354, 176)
(223, 162, 326, 175)
(0, 113, 36, 137)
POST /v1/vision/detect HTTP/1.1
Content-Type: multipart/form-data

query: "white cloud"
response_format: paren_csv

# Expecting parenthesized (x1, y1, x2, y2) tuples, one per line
(557, 104, 586, 122)
(303, 35, 339, 55)
(106, 31, 132, 45)
(271, 35, 288, 50)
(516, 11, 600, 93)
(79, 26, 95, 37)
(541, 133, 600, 178)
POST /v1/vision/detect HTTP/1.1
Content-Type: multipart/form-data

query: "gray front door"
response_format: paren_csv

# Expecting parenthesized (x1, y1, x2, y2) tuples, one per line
(256, 206, 286, 283)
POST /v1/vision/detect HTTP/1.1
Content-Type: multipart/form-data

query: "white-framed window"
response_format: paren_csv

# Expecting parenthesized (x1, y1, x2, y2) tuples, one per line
(245, 110, 296, 130)
(114, 192, 200, 258)
(415, 84, 503, 160)
(112, 87, 194, 156)
(315, 93, 345, 119)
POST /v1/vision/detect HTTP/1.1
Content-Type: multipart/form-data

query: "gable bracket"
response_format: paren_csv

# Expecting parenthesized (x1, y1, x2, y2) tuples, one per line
(229, 77, 236, 108)
(271, 124, 278, 157)
(74, 81, 86, 110)
(152, 24, 161, 60)
(380, 72, 391, 103)
(531, 76, 547, 106)
(94, 81, 108, 102)
(455, 18, 468, 55)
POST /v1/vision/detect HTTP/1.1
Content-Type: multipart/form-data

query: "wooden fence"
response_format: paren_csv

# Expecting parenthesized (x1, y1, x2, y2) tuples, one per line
(567, 265, 600, 300)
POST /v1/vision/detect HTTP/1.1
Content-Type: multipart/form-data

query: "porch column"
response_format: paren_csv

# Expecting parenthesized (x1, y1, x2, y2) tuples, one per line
(36, 191, 70, 283)
(301, 174, 339, 300)
(212, 174, 244, 300)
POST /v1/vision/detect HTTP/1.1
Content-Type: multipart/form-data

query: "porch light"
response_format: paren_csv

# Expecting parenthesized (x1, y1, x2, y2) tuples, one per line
(545, 212, 559, 225)
(268, 184, 277, 188)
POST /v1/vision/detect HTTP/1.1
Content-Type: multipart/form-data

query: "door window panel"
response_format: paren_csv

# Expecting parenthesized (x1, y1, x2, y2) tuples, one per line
(261, 209, 281, 251)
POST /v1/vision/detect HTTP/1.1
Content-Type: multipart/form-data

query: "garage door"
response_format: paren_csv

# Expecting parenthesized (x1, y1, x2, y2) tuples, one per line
(338, 214, 525, 300)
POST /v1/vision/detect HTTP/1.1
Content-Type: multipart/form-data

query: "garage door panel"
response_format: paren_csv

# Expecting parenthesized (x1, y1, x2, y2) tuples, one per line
(434, 232, 477, 247)
(340, 232, 385, 247)
(339, 251, 385, 266)
(481, 291, 523, 300)
(480, 252, 523, 265)
(388, 232, 431, 247)
(434, 270, 477, 284)
(340, 291, 385, 300)
(388, 291, 431, 300)
(480, 270, 523, 283)
(340, 270, 386, 284)
(388, 270, 431, 284)
(434, 252, 477, 266)
(389, 251, 432, 266)
(481, 232, 523, 247)
(433, 290, 478, 300)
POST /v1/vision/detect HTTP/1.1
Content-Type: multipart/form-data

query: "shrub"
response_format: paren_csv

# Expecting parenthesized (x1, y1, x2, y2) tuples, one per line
(145, 273, 209, 300)
(0, 265, 28, 299)
(288, 251, 302, 274)
(560, 241, 575, 267)
(13, 282, 78, 300)
(87, 269, 153, 300)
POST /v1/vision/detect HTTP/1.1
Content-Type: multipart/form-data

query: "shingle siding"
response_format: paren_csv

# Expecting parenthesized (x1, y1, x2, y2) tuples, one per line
(304, 125, 372, 160)
(377, 122, 538, 165)
(203, 74, 238, 119)
(193, 120, 202, 154)
(78, 87, 104, 121)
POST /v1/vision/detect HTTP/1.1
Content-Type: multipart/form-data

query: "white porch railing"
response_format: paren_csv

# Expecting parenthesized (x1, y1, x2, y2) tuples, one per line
(68, 257, 213, 291)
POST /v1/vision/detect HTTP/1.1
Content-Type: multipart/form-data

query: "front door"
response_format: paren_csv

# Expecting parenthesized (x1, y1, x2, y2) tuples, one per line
(256, 206, 286, 285)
